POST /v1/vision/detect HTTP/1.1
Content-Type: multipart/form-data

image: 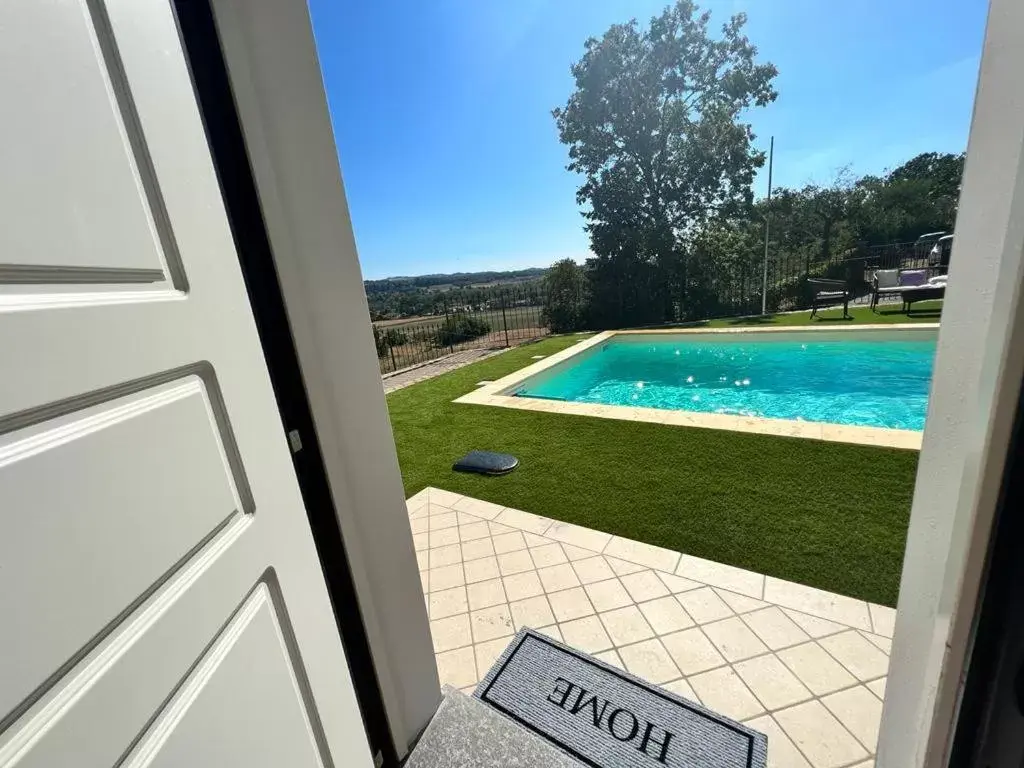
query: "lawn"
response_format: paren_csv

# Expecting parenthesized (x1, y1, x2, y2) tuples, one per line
(703, 300, 942, 327)
(387, 306, 933, 606)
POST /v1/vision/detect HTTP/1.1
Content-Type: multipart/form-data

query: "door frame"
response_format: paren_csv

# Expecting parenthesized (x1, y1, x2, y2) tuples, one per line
(171, 0, 437, 763)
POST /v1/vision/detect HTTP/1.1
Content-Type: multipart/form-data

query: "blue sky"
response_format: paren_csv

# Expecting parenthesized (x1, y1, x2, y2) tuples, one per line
(309, 0, 987, 279)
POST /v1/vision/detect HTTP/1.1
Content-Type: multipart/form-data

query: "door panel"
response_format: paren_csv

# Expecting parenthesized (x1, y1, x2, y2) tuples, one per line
(0, 1, 373, 766)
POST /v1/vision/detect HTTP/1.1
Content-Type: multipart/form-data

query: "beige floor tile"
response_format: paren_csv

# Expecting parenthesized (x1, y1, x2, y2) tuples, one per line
(450, 496, 505, 520)
(474, 637, 511, 678)
(470, 604, 515, 643)
(606, 556, 645, 576)
(466, 578, 507, 611)
(850, 761, 874, 768)
(702, 616, 769, 662)
(563, 543, 601, 561)
(428, 511, 458, 531)
(618, 639, 681, 684)
(534, 624, 563, 642)
(492, 531, 528, 554)
(742, 606, 812, 650)
(656, 571, 703, 594)
(413, 532, 429, 552)
(545, 520, 613, 552)
(600, 605, 655, 646)
(869, 603, 896, 638)
(859, 631, 892, 655)
(455, 511, 484, 527)
(774, 700, 868, 768)
(661, 677, 700, 704)
(661, 628, 726, 676)
(430, 586, 469, 620)
(867, 677, 886, 700)
(764, 577, 871, 631)
(559, 615, 613, 653)
(604, 536, 681, 572)
(715, 589, 768, 615)
(689, 667, 764, 721)
(416, 550, 428, 573)
(522, 531, 549, 547)
(461, 537, 496, 562)
(410, 516, 429, 535)
(497, 549, 535, 576)
(464, 556, 500, 584)
(429, 543, 463, 569)
(496, 507, 553, 535)
(593, 648, 624, 670)
(822, 686, 883, 752)
(502, 570, 544, 601)
(529, 543, 568, 568)
(734, 654, 813, 711)
(429, 563, 465, 592)
(638, 596, 694, 635)
(584, 578, 634, 612)
(429, 527, 460, 549)
(488, 521, 515, 536)
(431, 613, 472, 652)
(459, 521, 491, 542)
(782, 608, 848, 639)
(538, 563, 581, 592)
(548, 587, 595, 622)
(677, 587, 734, 624)
(510, 595, 555, 630)
(620, 570, 671, 602)
(819, 631, 890, 681)
(743, 715, 812, 768)
(419, 569, 429, 593)
(778, 641, 857, 697)
(676, 554, 764, 599)
(429, 488, 464, 507)
(436, 646, 477, 689)
(572, 556, 615, 585)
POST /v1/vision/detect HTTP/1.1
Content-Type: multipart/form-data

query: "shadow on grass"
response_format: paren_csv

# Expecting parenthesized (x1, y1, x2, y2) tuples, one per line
(876, 308, 942, 320)
(725, 315, 776, 326)
(812, 315, 856, 322)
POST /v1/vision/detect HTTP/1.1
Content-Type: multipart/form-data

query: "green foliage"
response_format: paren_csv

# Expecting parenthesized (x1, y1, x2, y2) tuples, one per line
(364, 270, 546, 320)
(554, 0, 778, 328)
(374, 328, 408, 358)
(435, 313, 491, 348)
(542, 259, 588, 332)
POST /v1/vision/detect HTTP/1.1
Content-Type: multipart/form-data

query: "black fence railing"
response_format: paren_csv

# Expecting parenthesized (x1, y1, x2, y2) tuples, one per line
(373, 286, 549, 374)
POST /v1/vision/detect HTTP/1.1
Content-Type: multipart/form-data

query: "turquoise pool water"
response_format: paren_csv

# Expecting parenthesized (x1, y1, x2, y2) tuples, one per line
(513, 331, 937, 430)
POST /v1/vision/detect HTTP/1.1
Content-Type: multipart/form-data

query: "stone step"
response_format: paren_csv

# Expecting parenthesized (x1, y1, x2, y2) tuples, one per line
(403, 687, 584, 768)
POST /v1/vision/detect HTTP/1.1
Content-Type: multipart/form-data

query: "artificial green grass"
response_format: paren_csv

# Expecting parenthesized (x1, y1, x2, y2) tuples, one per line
(704, 300, 942, 327)
(387, 320, 926, 606)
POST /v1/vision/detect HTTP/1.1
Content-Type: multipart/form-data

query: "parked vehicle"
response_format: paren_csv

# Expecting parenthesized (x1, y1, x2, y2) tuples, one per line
(928, 234, 954, 269)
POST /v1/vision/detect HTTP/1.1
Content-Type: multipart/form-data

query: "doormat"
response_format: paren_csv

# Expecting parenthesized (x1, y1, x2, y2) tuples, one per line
(474, 629, 767, 768)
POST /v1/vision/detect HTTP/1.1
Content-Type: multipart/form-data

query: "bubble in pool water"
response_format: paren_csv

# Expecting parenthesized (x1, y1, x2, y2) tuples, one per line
(674, 350, 680, 356)
(691, 395, 700, 402)
(686, 375, 694, 384)
(636, 381, 644, 389)
(801, 344, 807, 350)
(734, 380, 742, 386)
(742, 378, 751, 386)
(719, 376, 728, 382)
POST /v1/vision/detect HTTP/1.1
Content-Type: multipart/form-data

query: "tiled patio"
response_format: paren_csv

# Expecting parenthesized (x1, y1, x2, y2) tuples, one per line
(408, 487, 895, 768)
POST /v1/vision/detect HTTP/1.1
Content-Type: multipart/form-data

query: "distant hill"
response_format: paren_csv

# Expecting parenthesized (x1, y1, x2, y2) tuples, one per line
(364, 267, 547, 295)
(364, 267, 548, 320)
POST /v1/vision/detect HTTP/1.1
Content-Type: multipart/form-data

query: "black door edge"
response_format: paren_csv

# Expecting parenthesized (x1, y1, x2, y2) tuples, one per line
(171, 3, 397, 765)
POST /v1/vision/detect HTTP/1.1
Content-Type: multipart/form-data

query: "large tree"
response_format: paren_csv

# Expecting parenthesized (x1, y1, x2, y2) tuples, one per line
(554, 1, 777, 326)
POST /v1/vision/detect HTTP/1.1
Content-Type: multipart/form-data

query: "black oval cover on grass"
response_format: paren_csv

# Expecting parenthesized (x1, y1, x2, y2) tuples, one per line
(453, 450, 519, 475)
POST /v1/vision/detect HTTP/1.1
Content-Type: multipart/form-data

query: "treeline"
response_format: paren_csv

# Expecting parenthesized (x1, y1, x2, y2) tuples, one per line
(365, 268, 547, 320)
(545, 151, 964, 331)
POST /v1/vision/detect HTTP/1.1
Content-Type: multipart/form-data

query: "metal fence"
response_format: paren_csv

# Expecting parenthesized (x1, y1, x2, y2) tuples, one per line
(373, 286, 549, 374)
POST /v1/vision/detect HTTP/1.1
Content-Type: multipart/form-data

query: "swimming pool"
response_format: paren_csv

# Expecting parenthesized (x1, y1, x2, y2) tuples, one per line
(510, 329, 937, 431)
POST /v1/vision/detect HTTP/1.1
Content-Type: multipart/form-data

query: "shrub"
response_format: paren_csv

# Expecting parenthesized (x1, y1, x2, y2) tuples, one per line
(435, 314, 490, 348)
(543, 258, 588, 332)
(374, 327, 408, 357)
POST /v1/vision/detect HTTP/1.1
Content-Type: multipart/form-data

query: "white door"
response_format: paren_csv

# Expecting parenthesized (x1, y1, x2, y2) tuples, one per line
(0, 1, 374, 767)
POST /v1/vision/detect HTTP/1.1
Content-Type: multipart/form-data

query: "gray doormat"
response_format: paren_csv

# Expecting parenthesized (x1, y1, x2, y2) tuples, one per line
(474, 629, 767, 768)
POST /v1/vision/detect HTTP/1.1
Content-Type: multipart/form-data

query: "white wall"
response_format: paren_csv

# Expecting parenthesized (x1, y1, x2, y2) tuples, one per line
(878, 0, 1024, 763)
(208, 0, 440, 757)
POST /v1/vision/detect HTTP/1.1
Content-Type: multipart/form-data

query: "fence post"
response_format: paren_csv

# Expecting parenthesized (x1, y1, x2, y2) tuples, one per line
(442, 297, 454, 354)
(500, 292, 510, 348)
(389, 341, 398, 372)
